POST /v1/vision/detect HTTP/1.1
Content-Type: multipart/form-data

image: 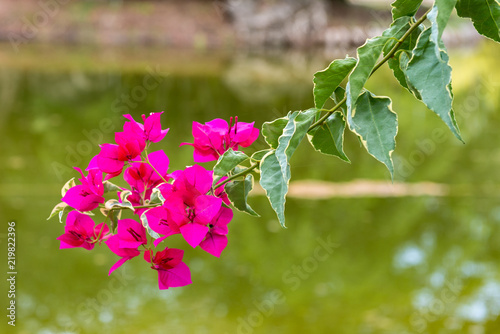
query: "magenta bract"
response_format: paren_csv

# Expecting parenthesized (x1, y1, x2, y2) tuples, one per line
(57, 211, 109, 250)
(144, 247, 192, 290)
(56, 113, 247, 291)
(181, 117, 259, 162)
(123, 112, 169, 143)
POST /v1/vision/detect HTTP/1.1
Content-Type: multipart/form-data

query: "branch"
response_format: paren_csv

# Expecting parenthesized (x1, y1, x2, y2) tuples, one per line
(308, 8, 431, 132)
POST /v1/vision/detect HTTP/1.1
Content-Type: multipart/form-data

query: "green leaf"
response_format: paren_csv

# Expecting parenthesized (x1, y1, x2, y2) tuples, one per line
(260, 109, 316, 227)
(61, 177, 76, 197)
(307, 112, 350, 162)
(259, 151, 289, 227)
(275, 110, 316, 177)
(391, 0, 423, 19)
(262, 117, 289, 149)
(346, 17, 412, 113)
(434, 0, 458, 45)
(456, 0, 500, 42)
(251, 149, 273, 162)
(387, 22, 424, 90)
(402, 25, 463, 141)
(47, 202, 71, 222)
(213, 149, 249, 185)
(100, 207, 119, 233)
(104, 191, 135, 212)
(347, 91, 398, 177)
(313, 57, 357, 108)
(225, 174, 260, 217)
(140, 210, 162, 239)
(103, 181, 121, 193)
(149, 187, 165, 205)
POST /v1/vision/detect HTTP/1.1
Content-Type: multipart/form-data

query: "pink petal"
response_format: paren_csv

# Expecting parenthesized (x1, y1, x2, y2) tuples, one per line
(62, 185, 105, 212)
(182, 165, 213, 195)
(145, 206, 179, 237)
(200, 233, 227, 257)
(144, 112, 169, 142)
(97, 144, 124, 176)
(194, 195, 222, 225)
(144, 249, 153, 263)
(57, 234, 93, 250)
(157, 262, 192, 289)
(192, 121, 223, 149)
(148, 150, 170, 178)
(153, 235, 168, 247)
(192, 147, 220, 163)
(211, 207, 233, 236)
(117, 219, 147, 249)
(105, 235, 141, 258)
(232, 122, 260, 147)
(66, 211, 95, 231)
(93, 223, 110, 241)
(86, 155, 99, 170)
(205, 118, 229, 136)
(108, 257, 129, 276)
(180, 223, 209, 248)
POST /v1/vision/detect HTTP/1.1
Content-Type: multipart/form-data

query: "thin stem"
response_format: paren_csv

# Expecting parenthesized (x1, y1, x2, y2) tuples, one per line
(308, 8, 430, 132)
(308, 97, 346, 131)
(92, 214, 109, 244)
(107, 203, 160, 211)
(370, 8, 431, 75)
(214, 162, 259, 190)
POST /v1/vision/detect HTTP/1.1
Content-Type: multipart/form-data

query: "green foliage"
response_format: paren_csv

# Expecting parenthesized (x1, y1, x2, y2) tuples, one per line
(213, 149, 249, 185)
(252, 0, 500, 226)
(225, 174, 260, 217)
(47, 202, 72, 223)
(346, 16, 412, 113)
(259, 151, 289, 227)
(103, 180, 121, 193)
(140, 210, 162, 239)
(61, 177, 76, 197)
(262, 117, 289, 149)
(307, 111, 349, 161)
(347, 91, 398, 177)
(49, 1, 500, 230)
(401, 8, 462, 141)
(149, 187, 165, 205)
(391, 0, 423, 19)
(308, 88, 350, 162)
(456, 0, 500, 42)
(259, 110, 316, 227)
(313, 57, 357, 108)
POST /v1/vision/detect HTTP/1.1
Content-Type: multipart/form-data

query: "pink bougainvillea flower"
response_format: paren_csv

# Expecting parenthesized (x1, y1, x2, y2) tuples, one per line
(159, 164, 213, 206)
(200, 206, 233, 257)
(57, 211, 109, 250)
(123, 112, 169, 143)
(94, 130, 146, 179)
(105, 235, 141, 275)
(61, 186, 105, 213)
(168, 194, 222, 248)
(115, 219, 147, 249)
(76, 167, 104, 196)
(61, 167, 105, 212)
(144, 247, 192, 290)
(124, 150, 170, 193)
(214, 176, 231, 206)
(181, 117, 260, 162)
(62, 185, 104, 212)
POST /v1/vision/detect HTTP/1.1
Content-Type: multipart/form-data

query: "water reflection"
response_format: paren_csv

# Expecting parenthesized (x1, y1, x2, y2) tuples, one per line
(1, 41, 500, 333)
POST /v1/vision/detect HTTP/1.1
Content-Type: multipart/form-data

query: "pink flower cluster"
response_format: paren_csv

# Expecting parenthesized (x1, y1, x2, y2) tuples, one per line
(56, 112, 259, 290)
